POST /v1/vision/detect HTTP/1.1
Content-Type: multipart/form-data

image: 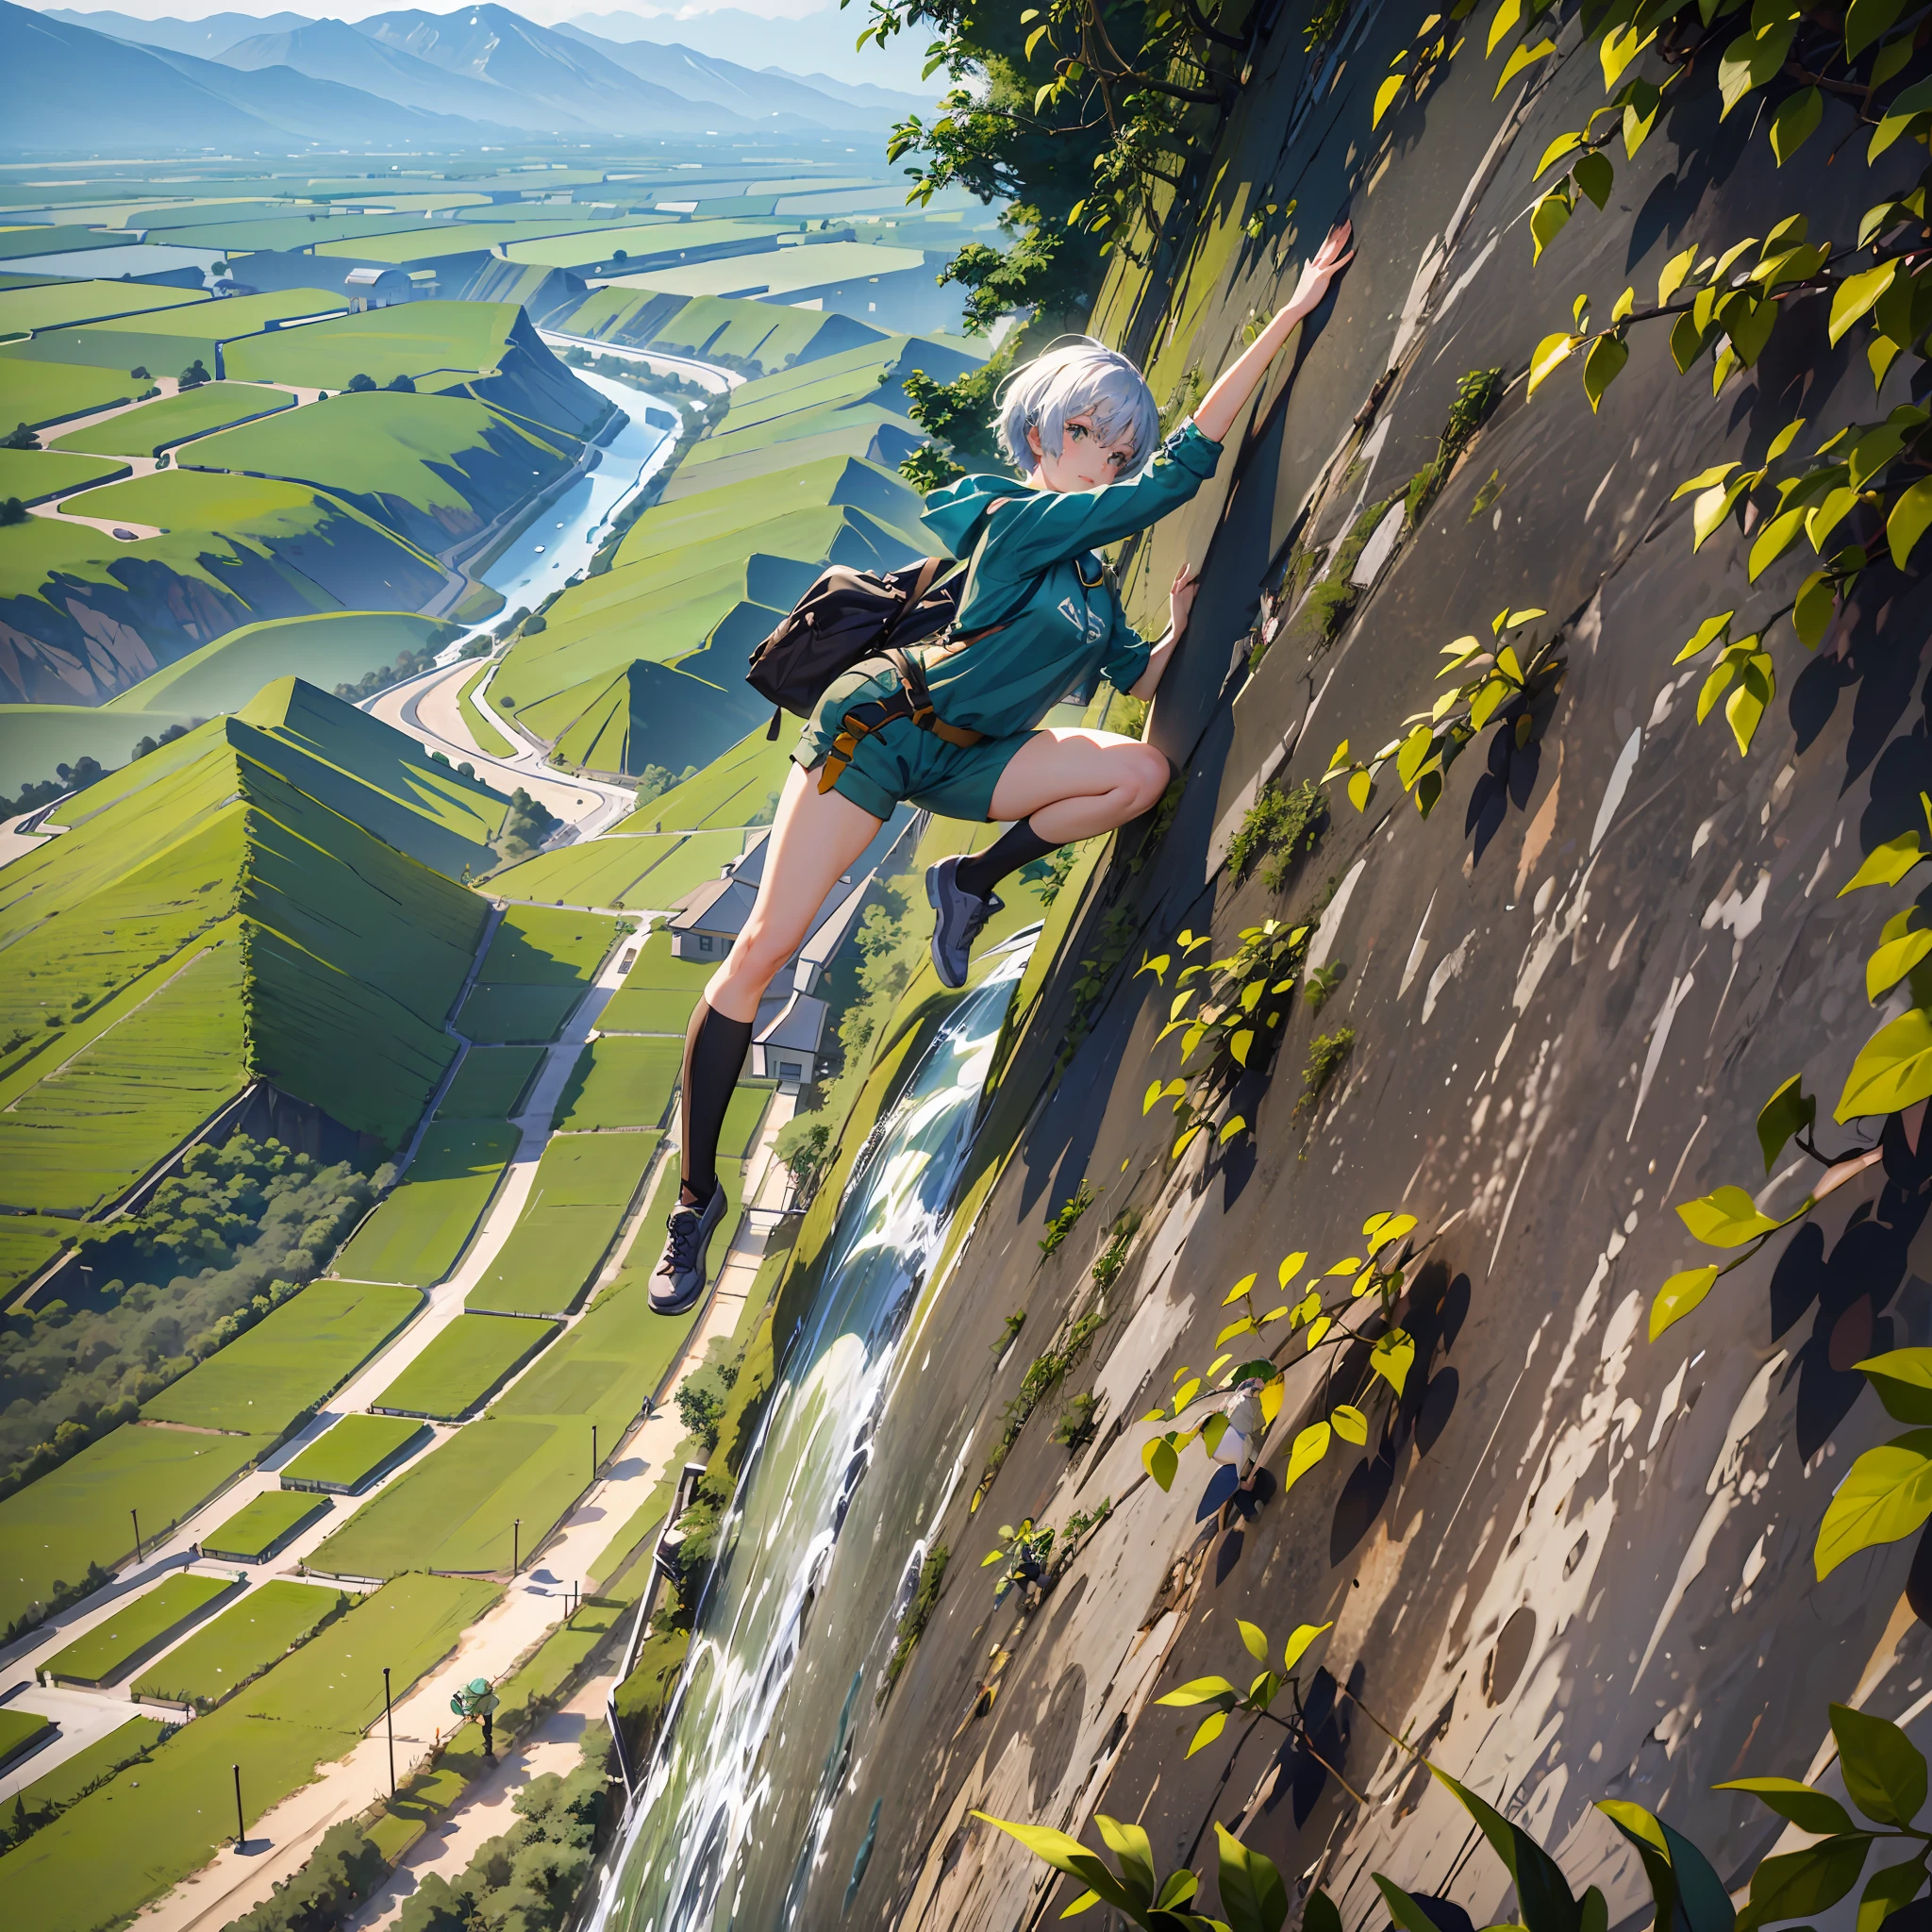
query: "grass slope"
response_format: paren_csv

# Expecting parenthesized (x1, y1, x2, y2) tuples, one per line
(130, 1578, 347, 1710)
(465, 1131, 656, 1319)
(140, 1278, 422, 1436)
(50, 381, 292, 458)
(436, 1047, 545, 1121)
(550, 1036, 680, 1132)
(0, 1424, 269, 1635)
(598, 928, 715, 1036)
(0, 1574, 499, 1932)
(200, 1490, 330, 1563)
(280, 1414, 427, 1494)
(491, 828, 743, 920)
(335, 1124, 519, 1288)
(42, 1573, 237, 1687)
(371, 1313, 558, 1422)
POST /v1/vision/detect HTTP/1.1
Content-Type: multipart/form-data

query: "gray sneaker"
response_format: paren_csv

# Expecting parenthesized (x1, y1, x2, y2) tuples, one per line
(651, 1181, 726, 1314)
(926, 855, 1001, 990)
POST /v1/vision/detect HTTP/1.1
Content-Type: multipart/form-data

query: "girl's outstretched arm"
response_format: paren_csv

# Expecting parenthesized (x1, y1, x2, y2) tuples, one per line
(1193, 223, 1354, 446)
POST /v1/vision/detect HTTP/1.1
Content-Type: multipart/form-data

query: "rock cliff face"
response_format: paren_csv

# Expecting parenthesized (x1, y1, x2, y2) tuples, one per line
(732, 4, 1932, 1927)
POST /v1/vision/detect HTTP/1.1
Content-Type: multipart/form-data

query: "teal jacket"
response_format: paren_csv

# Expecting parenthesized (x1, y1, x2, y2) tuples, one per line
(911, 417, 1223, 740)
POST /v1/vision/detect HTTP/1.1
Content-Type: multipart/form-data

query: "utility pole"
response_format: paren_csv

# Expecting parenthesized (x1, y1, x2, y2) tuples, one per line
(232, 1764, 244, 1849)
(591, 1424, 598, 1480)
(130, 1509, 142, 1563)
(512, 1517, 520, 1576)
(383, 1667, 395, 1797)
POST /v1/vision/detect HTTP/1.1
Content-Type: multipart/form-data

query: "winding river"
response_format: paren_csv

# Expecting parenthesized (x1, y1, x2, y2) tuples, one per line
(588, 947, 1032, 1932)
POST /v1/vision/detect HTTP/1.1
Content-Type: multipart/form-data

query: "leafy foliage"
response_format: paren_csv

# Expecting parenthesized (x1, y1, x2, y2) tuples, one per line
(1040, 1177, 1097, 1257)
(1226, 780, 1326, 890)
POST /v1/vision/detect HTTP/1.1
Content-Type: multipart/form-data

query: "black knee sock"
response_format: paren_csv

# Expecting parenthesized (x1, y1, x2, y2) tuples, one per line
(955, 818, 1058, 903)
(678, 1000, 754, 1205)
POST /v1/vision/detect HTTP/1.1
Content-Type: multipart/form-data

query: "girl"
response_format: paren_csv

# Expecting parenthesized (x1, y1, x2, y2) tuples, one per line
(653, 223, 1354, 1313)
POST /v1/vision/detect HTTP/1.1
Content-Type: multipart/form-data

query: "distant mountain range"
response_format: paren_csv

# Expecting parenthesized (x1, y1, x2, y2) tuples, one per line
(13, 2, 933, 151)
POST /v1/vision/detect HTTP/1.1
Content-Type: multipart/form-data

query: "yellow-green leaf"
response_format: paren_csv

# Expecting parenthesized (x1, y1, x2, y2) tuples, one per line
(1486, 0, 1522, 57)
(1188, 1709, 1229, 1757)
(1676, 1184, 1781, 1248)
(1674, 610, 1735, 663)
(1218, 1316, 1257, 1345)
(1346, 769, 1373, 811)
(1374, 74, 1406, 126)
(1650, 1265, 1721, 1340)
(1332, 1403, 1369, 1444)
(1530, 186, 1572, 260)
(1283, 1621, 1332, 1672)
(1830, 260, 1900, 346)
(1838, 830, 1925, 895)
(1238, 1619, 1270, 1662)
(1815, 1430, 1932, 1577)
(1658, 244, 1699, 307)
(1230, 1029, 1255, 1067)
(1889, 477, 1932, 572)
(1219, 1113, 1248, 1144)
(1143, 1436, 1179, 1490)
(1868, 923, 1932, 1002)
(1371, 1330, 1416, 1396)
(1770, 86, 1823, 164)
(1838, 1007, 1932, 1122)
(1527, 329, 1578, 392)
(1535, 130, 1582, 175)
(1223, 1274, 1258, 1306)
(1584, 332, 1629, 411)
(1283, 1421, 1332, 1491)
(1495, 33, 1556, 94)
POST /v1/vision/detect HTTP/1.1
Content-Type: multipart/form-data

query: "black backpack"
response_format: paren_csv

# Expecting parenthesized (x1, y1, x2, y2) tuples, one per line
(746, 541, 998, 734)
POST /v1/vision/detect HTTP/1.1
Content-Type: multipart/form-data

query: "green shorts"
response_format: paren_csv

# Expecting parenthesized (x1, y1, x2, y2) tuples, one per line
(792, 667, 1034, 823)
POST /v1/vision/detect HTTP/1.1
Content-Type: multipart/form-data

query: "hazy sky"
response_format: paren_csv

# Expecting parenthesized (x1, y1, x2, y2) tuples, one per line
(24, 0, 841, 21)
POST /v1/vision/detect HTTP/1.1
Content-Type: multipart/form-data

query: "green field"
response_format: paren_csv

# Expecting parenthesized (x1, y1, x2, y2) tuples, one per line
(455, 905, 620, 1043)
(130, 1578, 348, 1710)
(437, 1046, 545, 1120)
(455, 982, 582, 1044)
(103, 610, 464, 722)
(506, 216, 777, 270)
(181, 390, 581, 543)
(1, 1715, 167, 1830)
(334, 1123, 519, 1287)
(371, 1313, 558, 1421)
(224, 301, 524, 392)
(141, 1279, 422, 1435)
(0, 1708, 54, 1774)
(475, 905, 621, 983)
(280, 1415, 427, 1495)
(491, 828, 745, 917)
(0, 1215, 75, 1304)
(51, 381, 293, 457)
(199, 1491, 330, 1563)
(598, 928, 716, 1035)
(310, 1268, 697, 1579)
(619, 729, 792, 831)
(0, 940, 249, 1218)
(458, 663, 514, 756)
(551, 1036, 680, 1131)
(0, 448, 129, 503)
(0, 354, 134, 428)
(0, 1423, 268, 1635)
(42, 1572, 239, 1687)
(0, 1574, 499, 1932)
(465, 1131, 656, 1318)
(0, 278, 208, 334)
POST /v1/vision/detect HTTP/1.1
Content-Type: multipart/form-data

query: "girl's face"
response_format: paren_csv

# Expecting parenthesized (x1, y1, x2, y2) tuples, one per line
(1026, 410, 1137, 493)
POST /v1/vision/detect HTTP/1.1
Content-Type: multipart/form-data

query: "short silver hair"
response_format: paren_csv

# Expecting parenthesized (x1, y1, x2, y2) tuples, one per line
(995, 338, 1159, 476)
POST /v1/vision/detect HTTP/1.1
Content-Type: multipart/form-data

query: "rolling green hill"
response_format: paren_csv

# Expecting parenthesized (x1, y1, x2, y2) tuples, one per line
(178, 389, 588, 558)
(489, 329, 978, 777)
(0, 680, 499, 1257)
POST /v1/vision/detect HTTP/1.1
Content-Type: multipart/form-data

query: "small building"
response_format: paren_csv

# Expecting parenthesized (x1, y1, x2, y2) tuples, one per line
(667, 809, 919, 973)
(343, 265, 412, 311)
(750, 990, 829, 1087)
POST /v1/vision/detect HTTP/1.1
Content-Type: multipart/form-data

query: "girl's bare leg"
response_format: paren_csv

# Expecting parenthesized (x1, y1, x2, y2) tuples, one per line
(986, 726, 1172, 838)
(706, 759, 885, 1021)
